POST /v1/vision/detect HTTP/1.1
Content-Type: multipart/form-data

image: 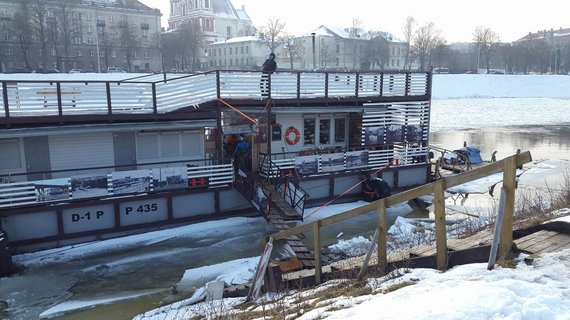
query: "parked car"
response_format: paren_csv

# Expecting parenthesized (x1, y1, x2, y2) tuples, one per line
(433, 67, 449, 74)
(107, 67, 126, 73)
(12, 67, 34, 73)
(487, 69, 505, 75)
(69, 68, 84, 74)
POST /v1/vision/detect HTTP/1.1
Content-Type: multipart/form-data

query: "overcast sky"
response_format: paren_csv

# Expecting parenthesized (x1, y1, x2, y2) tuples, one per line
(139, 0, 568, 43)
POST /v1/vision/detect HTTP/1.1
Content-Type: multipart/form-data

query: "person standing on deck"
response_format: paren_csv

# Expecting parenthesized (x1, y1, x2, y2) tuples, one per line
(234, 134, 251, 178)
(260, 53, 277, 97)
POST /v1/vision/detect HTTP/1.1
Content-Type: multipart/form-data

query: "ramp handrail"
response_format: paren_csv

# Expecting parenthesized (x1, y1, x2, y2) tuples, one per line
(264, 151, 532, 284)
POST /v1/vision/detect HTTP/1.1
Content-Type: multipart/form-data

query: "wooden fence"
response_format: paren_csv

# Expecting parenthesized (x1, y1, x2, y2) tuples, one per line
(266, 151, 532, 283)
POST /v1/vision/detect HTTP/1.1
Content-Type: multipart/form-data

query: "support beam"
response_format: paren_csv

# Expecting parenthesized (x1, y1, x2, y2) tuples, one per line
(377, 198, 388, 273)
(434, 179, 448, 271)
(499, 156, 517, 259)
(313, 221, 322, 284)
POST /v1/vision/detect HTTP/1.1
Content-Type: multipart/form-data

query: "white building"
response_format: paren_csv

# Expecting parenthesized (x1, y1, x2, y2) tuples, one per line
(206, 36, 272, 70)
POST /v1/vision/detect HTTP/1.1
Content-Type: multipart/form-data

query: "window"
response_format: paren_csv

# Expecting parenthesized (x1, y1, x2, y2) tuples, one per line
(77, 49, 82, 57)
(303, 118, 316, 145)
(7, 48, 12, 56)
(245, 46, 249, 54)
(89, 50, 95, 57)
(336, 44, 340, 54)
(136, 131, 203, 161)
(111, 50, 117, 58)
(137, 134, 159, 160)
(0, 139, 22, 170)
(240, 47, 244, 54)
(229, 47, 232, 55)
(334, 118, 346, 142)
(319, 119, 330, 144)
(144, 51, 149, 59)
(87, 38, 94, 45)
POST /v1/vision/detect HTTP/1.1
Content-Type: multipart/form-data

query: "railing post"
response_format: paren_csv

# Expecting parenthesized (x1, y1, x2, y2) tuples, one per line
(216, 70, 221, 99)
(56, 82, 63, 116)
(377, 198, 388, 273)
(151, 83, 158, 114)
(267, 73, 272, 99)
(2, 81, 9, 119)
(434, 179, 448, 271)
(355, 72, 360, 98)
(106, 82, 112, 115)
(312, 220, 322, 284)
(405, 72, 411, 96)
(379, 73, 384, 97)
(499, 156, 517, 259)
(296, 72, 301, 99)
(325, 72, 329, 98)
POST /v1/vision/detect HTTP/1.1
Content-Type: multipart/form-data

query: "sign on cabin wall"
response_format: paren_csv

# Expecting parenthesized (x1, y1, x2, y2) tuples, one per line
(271, 124, 282, 141)
(119, 198, 168, 226)
(62, 204, 115, 234)
(70, 175, 108, 199)
(111, 169, 152, 195)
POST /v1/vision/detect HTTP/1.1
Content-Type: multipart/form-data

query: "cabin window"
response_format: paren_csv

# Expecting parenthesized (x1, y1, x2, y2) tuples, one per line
(335, 118, 346, 142)
(161, 133, 180, 158)
(319, 119, 330, 144)
(303, 118, 316, 145)
(137, 134, 159, 160)
(0, 139, 22, 170)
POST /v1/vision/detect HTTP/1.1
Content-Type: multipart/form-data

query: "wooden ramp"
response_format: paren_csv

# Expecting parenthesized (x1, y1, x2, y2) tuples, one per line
(282, 220, 570, 282)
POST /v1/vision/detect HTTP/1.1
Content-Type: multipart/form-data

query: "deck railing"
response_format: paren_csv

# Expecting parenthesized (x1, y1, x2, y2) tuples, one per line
(265, 151, 532, 284)
(0, 71, 430, 122)
(0, 158, 233, 209)
(258, 146, 429, 178)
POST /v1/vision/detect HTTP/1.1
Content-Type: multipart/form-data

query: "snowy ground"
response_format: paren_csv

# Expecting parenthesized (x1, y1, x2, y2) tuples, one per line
(135, 218, 570, 320)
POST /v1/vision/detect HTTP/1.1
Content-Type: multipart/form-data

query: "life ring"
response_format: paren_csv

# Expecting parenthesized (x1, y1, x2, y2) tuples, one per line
(285, 126, 300, 145)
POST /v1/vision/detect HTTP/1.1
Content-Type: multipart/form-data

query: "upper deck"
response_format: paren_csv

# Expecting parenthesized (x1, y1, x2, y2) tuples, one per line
(0, 70, 431, 127)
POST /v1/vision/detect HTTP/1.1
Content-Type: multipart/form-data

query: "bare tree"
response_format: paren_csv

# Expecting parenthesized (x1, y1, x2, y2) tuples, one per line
(364, 32, 390, 70)
(473, 26, 500, 73)
(411, 22, 444, 71)
(402, 16, 416, 70)
(29, 0, 50, 69)
(178, 22, 204, 72)
(12, 4, 33, 69)
(54, 2, 78, 72)
(116, 18, 139, 71)
(349, 18, 362, 69)
(282, 33, 304, 69)
(258, 17, 285, 53)
(318, 38, 336, 69)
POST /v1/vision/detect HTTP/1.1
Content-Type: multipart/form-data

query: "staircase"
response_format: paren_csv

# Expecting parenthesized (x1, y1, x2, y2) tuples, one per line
(234, 174, 315, 269)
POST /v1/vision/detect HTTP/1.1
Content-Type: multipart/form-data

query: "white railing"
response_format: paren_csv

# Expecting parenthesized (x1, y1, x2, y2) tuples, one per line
(0, 71, 430, 119)
(0, 162, 234, 209)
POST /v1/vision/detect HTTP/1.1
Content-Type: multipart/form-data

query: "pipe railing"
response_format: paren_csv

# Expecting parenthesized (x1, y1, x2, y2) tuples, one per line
(265, 151, 532, 284)
(0, 70, 430, 121)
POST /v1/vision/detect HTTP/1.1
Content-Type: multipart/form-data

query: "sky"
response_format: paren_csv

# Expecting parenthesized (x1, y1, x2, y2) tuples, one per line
(138, 0, 569, 43)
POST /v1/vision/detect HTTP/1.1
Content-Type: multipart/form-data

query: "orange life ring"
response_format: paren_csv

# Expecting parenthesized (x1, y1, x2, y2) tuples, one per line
(285, 126, 300, 145)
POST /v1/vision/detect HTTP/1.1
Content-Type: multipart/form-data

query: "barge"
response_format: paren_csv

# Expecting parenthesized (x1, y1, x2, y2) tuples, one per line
(0, 70, 432, 252)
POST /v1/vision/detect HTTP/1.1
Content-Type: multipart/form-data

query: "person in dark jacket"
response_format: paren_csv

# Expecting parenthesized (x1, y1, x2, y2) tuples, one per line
(260, 52, 277, 96)
(234, 134, 251, 177)
(362, 172, 391, 202)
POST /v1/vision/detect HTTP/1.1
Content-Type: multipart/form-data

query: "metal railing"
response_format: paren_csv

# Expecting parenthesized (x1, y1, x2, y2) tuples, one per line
(258, 146, 429, 178)
(274, 178, 307, 220)
(0, 70, 430, 122)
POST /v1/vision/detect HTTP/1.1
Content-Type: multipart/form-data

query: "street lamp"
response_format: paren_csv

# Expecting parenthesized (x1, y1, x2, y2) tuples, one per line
(311, 32, 316, 70)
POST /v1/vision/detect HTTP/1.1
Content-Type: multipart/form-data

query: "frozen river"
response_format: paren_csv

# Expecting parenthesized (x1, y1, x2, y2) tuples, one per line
(2, 92, 570, 319)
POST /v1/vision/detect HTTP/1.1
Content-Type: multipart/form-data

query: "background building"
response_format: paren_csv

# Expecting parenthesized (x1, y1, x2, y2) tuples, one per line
(0, 0, 162, 73)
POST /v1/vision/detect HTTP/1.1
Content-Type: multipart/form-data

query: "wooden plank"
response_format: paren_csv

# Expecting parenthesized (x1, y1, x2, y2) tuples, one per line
(534, 234, 570, 253)
(515, 231, 559, 253)
(520, 232, 566, 253)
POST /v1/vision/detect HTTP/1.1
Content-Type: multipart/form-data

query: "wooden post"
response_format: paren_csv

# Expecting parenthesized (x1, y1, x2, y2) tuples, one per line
(358, 228, 379, 280)
(434, 179, 448, 271)
(377, 198, 388, 273)
(499, 156, 517, 259)
(313, 220, 322, 284)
